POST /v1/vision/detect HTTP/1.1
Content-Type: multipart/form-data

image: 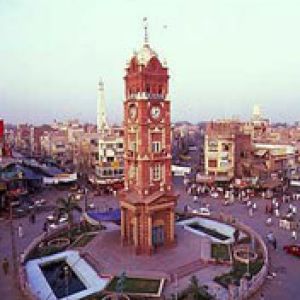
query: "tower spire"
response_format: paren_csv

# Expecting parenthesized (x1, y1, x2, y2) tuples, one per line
(97, 77, 109, 135)
(143, 17, 149, 45)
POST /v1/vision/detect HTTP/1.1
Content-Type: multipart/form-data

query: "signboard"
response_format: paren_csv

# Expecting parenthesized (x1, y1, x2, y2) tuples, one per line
(172, 165, 191, 176)
(290, 180, 300, 187)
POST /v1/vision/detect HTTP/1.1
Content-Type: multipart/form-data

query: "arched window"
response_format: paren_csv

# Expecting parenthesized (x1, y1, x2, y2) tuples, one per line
(158, 85, 163, 95)
(146, 84, 150, 94)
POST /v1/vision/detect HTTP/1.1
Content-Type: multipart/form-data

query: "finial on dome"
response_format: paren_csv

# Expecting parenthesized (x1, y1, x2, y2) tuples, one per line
(143, 17, 149, 45)
(98, 77, 104, 90)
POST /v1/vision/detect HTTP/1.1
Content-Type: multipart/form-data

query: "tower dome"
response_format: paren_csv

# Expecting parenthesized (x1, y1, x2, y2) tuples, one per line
(134, 44, 158, 66)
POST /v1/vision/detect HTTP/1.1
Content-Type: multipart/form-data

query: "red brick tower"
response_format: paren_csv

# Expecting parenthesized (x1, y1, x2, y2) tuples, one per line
(118, 21, 178, 255)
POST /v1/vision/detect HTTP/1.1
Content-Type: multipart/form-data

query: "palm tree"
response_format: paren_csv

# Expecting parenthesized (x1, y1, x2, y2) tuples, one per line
(56, 194, 82, 238)
(187, 275, 213, 300)
(188, 275, 200, 298)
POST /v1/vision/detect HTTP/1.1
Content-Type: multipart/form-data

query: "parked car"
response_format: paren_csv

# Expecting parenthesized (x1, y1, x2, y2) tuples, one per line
(192, 207, 211, 216)
(283, 244, 300, 257)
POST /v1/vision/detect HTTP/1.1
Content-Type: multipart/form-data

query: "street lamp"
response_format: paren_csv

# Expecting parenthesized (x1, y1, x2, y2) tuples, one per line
(84, 187, 88, 211)
(245, 245, 251, 278)
(8, 194, 18, 282)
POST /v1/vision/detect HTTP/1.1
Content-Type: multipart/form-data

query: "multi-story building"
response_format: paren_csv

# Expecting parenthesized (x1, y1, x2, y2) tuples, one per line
(252, 143, 296, 179)
(95, 127, 124, 182)
(40, 130, 69, 163)
(16, 124, 31, 154)
(29, 125, 52, 156)
(205, 120, 252, 179)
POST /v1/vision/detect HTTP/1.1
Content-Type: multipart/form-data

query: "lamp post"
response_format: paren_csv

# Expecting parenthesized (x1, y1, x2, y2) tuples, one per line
(245, 245, 250, 278)
(9, 195, 18, 281)
(175, 273, 178, 300)
(115, 271, 127, 300)
(64, 265, 69, 297)
(84, 187, 88, 212)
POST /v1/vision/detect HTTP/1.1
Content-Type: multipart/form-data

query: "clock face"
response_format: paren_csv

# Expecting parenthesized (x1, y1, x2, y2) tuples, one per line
(150, 106, 161, 119)
(129, 105, 137, 120)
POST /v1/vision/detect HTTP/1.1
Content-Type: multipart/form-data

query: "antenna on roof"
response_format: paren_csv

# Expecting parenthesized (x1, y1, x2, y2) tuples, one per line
(143, 17, 149, 45)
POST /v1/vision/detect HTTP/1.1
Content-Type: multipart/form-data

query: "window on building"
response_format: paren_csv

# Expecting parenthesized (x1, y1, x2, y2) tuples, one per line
(208, 140, 218, 152)
(222, 143, 230, 151)
(107, 157, 114, 162)
(152, 141, 161, 153)
(130, 142, 137, 152)
(218, 172, 228, 176)
(117, 143, 123, 149)
(152, 164, 161, 181)
(240, 151, 247, 158)
(208, 160, 217, 168)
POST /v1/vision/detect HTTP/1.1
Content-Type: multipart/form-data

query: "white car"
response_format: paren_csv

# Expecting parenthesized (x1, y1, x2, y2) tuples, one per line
(192, 207, 211, 216)
(210, 192, 219, 199)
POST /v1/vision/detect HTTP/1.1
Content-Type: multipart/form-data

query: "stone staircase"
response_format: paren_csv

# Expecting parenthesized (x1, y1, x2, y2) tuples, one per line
(169, 259, 206, 282)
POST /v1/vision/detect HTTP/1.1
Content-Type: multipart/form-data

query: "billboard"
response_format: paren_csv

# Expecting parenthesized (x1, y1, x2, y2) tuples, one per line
(0, 119, 3, 138)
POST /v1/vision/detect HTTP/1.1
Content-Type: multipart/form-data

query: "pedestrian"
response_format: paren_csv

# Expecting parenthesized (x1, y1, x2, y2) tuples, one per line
(266, 217, 272, 226)
(249, 208, 253, 217)
(18, 223, 23, 238)
(43, 221, 48, 234)
(265, 204, 268, 214)
(30, 212, 36, 224)
(273, 238, 277, 250)
(260, 293, 265, 300)
(291, 230, 297, 240)
(184, 204, 188, 213)
(2, 257, 9, 275)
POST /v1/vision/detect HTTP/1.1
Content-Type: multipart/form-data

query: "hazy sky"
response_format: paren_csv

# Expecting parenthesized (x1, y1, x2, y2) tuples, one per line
(1, 0, 300, 125)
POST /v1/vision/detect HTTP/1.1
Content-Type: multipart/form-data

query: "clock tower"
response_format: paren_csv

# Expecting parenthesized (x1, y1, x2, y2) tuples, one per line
(119, 20, 178, 255)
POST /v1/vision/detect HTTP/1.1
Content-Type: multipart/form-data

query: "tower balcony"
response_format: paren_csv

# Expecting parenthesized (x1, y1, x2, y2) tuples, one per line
(150, 149, 168, 160)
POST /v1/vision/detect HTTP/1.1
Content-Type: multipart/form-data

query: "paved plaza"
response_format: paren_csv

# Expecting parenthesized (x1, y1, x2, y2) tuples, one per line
(0, 178, 300, 299)
(82, 226, 209, 277)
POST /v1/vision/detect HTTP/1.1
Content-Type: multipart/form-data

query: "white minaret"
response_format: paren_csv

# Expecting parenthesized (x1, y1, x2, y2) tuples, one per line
(252, 104, 262, 121)
(97, 78, 109, 134)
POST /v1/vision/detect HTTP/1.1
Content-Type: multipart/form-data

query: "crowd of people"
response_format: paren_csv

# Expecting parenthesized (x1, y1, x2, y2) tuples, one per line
(183, 177, 300, 244)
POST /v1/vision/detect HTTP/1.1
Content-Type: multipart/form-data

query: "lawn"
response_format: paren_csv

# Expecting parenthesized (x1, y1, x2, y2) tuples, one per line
(214, 259, 264, 288)
(105, 277, 162, 294)
(211, 243, 231, 261)
(188, 222, 230, 241)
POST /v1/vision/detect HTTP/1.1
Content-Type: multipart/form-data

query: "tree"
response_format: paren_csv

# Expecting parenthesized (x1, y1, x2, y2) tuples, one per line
(188, 275, 200, 298)
(56, 194, 82, 237)
(187, 275, 214, 300)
